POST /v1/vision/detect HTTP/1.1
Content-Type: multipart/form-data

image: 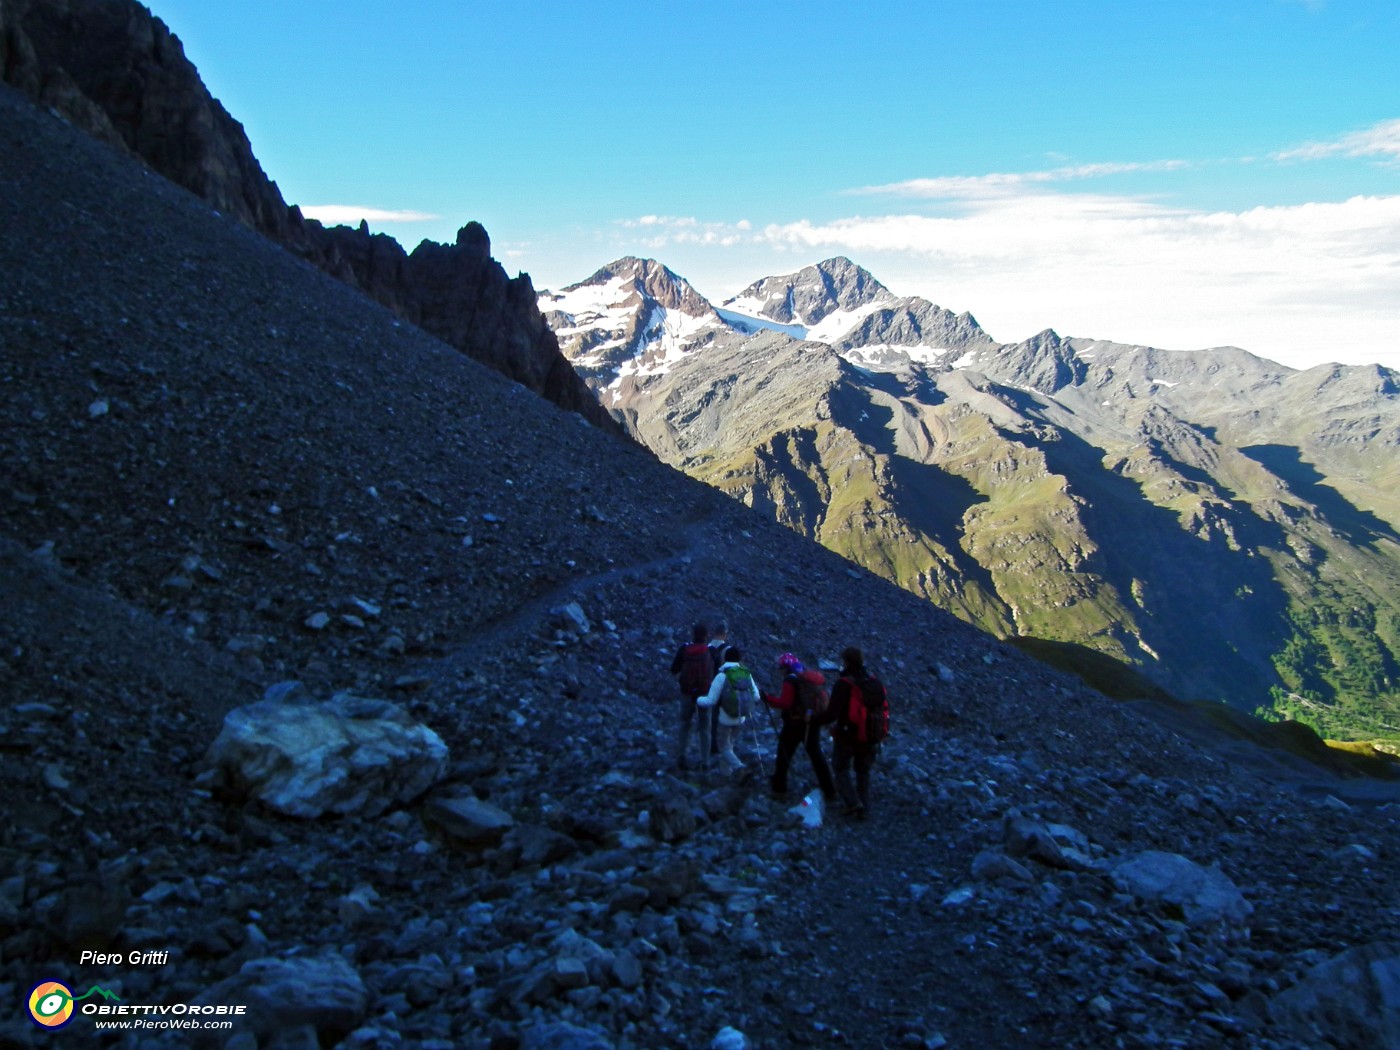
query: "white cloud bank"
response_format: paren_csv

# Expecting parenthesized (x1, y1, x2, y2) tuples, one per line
(621, 186, 1400, 370)
(301, 205, 440, 226)
(755, 192, 1400, 368)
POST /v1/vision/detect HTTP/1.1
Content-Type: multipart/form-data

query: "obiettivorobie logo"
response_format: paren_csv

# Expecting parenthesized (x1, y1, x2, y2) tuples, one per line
(27, 976, 247, 1033)
(27, 981, 122, 1029)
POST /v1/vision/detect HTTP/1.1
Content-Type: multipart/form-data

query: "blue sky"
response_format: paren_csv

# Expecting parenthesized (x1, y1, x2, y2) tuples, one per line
(147, 0, 1398, 368)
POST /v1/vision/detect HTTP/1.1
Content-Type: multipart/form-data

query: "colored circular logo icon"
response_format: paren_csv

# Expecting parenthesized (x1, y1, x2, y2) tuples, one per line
(28, 981, 76, 1029)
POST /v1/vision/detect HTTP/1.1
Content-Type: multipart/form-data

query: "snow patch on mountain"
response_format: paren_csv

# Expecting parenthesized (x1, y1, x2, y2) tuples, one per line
(615, 305, 714, 378)
(714, 306, 807, 340)
(539, 275, 638, 368)
(717, 299, 892, 347)
(842, 342, 957, 372)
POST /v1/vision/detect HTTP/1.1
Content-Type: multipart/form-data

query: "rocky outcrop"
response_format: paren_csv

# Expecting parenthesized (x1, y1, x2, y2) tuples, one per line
(2, 0, 298, 239)
(0, 0, 617, 432)
(834, 296, 999, 358)
(990, 328, 1089, 394)
(1270, 942, 1400, 1049)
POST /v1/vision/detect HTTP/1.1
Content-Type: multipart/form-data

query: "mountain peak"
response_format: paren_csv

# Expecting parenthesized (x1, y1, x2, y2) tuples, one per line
(723, 257, 892, 327)
(566, 256, 711, 317)
(540, 258, 723, 382)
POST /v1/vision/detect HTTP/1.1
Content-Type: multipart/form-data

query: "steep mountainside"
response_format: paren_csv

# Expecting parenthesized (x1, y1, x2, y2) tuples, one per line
(0, 0, 617, 432)
(8, 24, 1400, 1050)
(543, 258, 1400, 738)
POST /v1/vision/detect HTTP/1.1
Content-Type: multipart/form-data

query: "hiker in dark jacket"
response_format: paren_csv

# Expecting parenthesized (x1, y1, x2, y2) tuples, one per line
(705, 621, 732, 757)
(670, 623, 715, 771)
(829, 646, 880, 819)
(762, 652, 836, 801)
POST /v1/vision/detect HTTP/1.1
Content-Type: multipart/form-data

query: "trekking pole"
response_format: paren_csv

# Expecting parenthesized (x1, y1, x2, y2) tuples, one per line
(762, 702, 782, 779)
(749, 712, 768, 778)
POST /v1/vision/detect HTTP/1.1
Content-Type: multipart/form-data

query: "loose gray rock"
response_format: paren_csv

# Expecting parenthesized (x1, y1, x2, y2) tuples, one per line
(197, 953, 368, 1043)
(648, 794, 698, 843)
(1004, 815, 1097, 871)
(971, 849, 1034, 883)
(557, 600, 591, 634)
(421, 792, 515, 846)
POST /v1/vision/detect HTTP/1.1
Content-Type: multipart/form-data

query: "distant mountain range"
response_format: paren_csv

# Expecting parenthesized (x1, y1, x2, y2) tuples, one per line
(542, 256, 1400, 737)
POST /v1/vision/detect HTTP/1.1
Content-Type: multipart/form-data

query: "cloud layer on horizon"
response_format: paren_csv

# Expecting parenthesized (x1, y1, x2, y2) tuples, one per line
(610, 125, 1400, 368)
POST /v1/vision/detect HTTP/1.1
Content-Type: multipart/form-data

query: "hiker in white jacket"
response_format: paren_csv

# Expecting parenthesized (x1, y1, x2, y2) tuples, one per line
(699, 647, 760, 771)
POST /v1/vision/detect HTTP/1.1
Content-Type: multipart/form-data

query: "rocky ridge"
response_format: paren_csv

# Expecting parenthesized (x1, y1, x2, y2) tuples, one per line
(0, 0, 617, 433)
(4, 67, 1400, 1050)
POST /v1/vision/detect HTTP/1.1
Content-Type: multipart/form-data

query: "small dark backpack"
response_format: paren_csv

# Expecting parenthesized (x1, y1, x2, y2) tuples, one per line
(677, 644, 714, 697)
(846, 675, 889, 745)
(792, 670, 829, 722)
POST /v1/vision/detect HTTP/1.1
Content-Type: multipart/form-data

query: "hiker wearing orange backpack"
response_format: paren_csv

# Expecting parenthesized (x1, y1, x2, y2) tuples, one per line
(761, 652, 836, 802)
(828, 647, 890, 820)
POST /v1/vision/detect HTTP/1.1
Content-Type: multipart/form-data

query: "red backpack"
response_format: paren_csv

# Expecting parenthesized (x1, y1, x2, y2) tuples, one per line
(677, 644, 714, 697)
(846, 675, 889, 745)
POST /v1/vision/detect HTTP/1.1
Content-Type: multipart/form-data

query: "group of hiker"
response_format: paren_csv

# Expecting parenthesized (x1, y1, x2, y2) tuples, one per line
(669, 622, 890, 820)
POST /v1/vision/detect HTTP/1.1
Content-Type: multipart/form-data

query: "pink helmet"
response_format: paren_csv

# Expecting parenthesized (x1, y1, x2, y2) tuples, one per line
(777, 652, 804, 674)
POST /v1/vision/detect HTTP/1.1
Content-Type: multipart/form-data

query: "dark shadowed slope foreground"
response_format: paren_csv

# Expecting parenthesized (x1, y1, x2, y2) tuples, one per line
(4, 71, 1400, 1050)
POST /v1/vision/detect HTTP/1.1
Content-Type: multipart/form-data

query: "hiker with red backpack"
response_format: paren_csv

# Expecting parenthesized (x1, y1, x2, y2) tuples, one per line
(828, 646, 890, 820)
(705, 621, 732, 760)
(761, 652, 837, 802)
(670, 623, 716, 771)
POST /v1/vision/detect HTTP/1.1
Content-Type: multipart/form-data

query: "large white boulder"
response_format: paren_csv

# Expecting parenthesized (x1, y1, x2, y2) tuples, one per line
(206, 691, 448, 818)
